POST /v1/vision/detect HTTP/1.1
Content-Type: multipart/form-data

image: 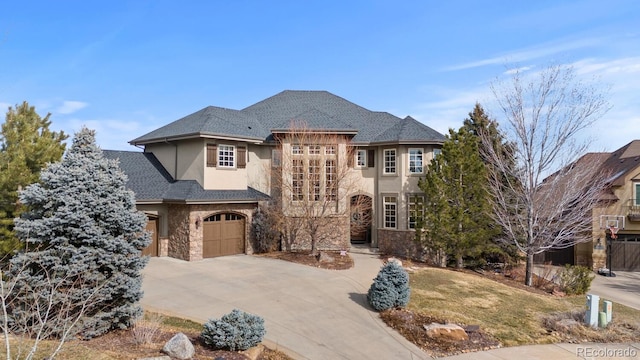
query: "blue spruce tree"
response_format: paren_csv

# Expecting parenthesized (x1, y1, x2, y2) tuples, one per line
(9, 127, 150, 338)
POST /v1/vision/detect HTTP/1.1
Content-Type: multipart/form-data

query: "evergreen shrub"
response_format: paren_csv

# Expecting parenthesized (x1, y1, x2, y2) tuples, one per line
(250, 207, 279, 253)
(367, 262, 410, 311)
(558, 264, 595, 295)
(200, 309, 266, 351)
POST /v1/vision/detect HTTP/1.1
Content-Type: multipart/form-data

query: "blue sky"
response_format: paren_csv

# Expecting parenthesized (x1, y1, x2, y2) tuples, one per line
(1, 0, 638, 153)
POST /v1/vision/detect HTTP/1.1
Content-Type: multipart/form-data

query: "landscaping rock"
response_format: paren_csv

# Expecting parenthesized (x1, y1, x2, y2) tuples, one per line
(318, 251, 334, 263)
(423, 323, 469, 342)
(138, 357, 171, 360)
(240, 344, 265, 360)
(162, 332, 195, 360)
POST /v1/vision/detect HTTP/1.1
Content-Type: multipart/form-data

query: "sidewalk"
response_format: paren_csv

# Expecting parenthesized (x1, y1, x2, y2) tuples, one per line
(442, 343, 640, 359)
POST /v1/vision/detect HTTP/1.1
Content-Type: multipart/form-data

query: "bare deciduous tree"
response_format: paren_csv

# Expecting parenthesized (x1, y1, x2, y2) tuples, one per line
(0, 255, 106, 360)
(483, 63, 611, 286)
(268, 123, 370, 255)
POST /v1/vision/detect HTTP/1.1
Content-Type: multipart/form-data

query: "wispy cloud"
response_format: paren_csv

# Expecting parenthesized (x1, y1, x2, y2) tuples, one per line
(57, 100, 88, 114)
(442, 36, 605, 72)
(63, 117, 157, 150)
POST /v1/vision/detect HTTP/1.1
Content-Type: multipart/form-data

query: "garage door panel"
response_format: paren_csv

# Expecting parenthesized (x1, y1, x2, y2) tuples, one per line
(143, 218, 159, 257)
(611, 241, 640, 271)
(203, 215, 245, 258)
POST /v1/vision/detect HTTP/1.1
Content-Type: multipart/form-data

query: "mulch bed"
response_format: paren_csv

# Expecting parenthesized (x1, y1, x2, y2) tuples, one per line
(258, 250, 354, 270)
(380, 308, 501, 357)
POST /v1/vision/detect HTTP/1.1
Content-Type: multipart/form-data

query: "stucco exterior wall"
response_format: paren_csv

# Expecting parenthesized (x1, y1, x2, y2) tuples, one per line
(203, 139, 249, 190)
(247, 144, 273, 195)
(145, 143, 177, 179)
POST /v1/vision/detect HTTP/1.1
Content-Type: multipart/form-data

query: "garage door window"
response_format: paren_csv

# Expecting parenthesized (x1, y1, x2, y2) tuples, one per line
(205, 214, 221, 222)
(226, 213, 242, 220)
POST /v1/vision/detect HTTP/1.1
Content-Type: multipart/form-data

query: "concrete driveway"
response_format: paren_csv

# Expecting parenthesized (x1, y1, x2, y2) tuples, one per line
(590, 271, 640, 310)
(140, 251, 429, 360)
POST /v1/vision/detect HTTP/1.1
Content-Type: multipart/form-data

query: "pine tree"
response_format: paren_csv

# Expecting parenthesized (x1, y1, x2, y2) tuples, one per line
(418, 124, 494, 268)
(8, 127, 149, 338)
(0, 102, 67, 256)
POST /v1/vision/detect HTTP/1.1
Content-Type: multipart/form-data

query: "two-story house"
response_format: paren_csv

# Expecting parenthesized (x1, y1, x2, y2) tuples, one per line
(537, 140, 640, 271)
(104, 90, 445, 261)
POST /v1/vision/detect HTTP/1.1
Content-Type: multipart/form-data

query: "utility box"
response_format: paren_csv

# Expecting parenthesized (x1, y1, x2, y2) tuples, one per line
(604, 300, 613, 324)
(585, 294, 600, 328)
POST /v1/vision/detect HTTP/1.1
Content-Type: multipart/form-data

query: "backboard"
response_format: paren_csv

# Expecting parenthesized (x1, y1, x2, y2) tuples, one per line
(599, 215, 625, 230)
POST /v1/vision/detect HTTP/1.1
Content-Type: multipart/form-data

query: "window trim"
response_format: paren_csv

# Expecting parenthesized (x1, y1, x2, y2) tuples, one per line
(356, 149, 367, 168)
(635, 183, 640, 206)
(383, 195, 397, 229)
(383, 149, 397, 175)
(407, 194, 425, 229)
(408, 148, 424, 174)
(217, 144, 236, 168)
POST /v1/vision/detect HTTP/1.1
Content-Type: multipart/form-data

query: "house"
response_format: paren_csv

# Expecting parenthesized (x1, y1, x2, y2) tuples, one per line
(537, 140, 640, 271)
(103, 90, 445, 261)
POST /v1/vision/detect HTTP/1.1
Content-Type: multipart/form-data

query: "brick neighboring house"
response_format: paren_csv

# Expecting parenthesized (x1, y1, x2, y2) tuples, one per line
(104, 90, 445, 261)
(536, 140, 640, 271)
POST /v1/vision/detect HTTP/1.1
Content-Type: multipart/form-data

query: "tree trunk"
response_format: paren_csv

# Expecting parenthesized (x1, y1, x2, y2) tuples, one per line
(456, 255, 463, 269)
(525, 253, 534, 287)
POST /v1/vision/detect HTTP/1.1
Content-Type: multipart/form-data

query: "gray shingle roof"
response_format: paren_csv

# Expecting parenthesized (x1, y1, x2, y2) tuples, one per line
(103, 150, 269, 203)
(131, 90, 445, 145)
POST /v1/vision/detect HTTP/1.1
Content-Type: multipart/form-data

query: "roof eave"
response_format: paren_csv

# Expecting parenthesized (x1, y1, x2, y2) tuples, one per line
(130, 132, 265, 146)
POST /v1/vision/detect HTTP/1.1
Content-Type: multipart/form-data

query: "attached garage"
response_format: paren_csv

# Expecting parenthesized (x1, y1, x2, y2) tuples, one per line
(611, 238, 640, 271)
(143, 216, 159, 257)
(203, 213, 246, 258)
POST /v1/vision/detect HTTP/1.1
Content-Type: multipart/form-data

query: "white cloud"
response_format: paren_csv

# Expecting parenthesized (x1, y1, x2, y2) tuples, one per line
(504, 66, 534, 75)
(57, 101, 88, 115)
(63, 117, 157, 151)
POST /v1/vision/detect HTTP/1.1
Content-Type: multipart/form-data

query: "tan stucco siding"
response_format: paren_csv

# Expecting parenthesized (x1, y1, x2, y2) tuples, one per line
(176, 139, 205, 185)
(145, 143, 178, 179)
(203, 140, 248, 190)
(247, 144, 272, 195)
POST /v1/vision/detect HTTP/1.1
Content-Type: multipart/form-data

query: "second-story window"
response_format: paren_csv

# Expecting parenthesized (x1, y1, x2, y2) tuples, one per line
(218, 145, 235, 168)
(384, 149, 396, 174)
(292, 145, 303, 155)
(356, 149, 367, 168)
(409, 148, 423, 174)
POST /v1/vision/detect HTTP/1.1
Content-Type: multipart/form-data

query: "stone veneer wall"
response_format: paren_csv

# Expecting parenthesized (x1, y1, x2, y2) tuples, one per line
(290, 215, 350, 252)
(377, 229, 424, 261)
(167, 203, 258, 261)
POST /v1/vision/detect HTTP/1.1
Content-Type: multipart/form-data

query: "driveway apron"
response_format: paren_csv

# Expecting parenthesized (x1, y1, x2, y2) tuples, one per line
(141, 252, 429, 360)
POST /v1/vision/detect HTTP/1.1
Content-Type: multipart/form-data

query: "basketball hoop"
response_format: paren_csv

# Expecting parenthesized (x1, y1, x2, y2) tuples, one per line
(609, 226, 619, 240)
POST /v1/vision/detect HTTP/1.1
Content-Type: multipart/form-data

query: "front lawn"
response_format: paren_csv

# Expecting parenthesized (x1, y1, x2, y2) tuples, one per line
(382, 266, 640, 356)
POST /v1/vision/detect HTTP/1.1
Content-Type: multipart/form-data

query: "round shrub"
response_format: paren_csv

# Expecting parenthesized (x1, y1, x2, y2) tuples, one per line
(200, 309, 266, 351)
(367, 262, 411, 311)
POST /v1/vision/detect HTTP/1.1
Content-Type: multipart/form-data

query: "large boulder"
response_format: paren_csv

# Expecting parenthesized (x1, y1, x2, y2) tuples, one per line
(162, 332, 195, 360)
(423, 323, 469, 342)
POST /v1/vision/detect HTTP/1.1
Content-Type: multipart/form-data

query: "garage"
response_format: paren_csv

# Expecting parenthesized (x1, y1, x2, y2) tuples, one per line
(143, 217, 159, 257)
(611, 238, 640, 271)
(203, 213, 246, 258)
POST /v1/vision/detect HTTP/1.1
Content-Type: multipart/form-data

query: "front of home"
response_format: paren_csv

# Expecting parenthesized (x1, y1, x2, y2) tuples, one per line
(104, 90, 445, 260)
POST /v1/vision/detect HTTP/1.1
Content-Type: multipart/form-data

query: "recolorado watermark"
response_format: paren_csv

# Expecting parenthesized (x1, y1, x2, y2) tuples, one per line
(576, 346, 637, 358)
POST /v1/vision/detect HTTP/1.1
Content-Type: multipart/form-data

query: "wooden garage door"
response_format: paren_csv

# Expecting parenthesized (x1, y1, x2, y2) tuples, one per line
(142, 217, 159, 257)
(611, 240, 640, 271)
(203, 213, 245, 258)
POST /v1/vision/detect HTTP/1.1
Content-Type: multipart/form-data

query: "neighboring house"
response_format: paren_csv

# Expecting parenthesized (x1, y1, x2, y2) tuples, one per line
(104, 90, 445, 261)
(537, 140, 640, 271)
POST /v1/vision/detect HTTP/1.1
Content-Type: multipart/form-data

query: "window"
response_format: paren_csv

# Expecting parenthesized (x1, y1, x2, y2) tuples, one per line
(408, 195, 425, 229)
(356, 149, 367, 168)
(308, 145, 321, 155)
(384, 149, 396, 174)
(292, 145, 303, 155)
(309, 159, 321, 201)
(383, 196, 397, 229)
(409, 148, 423, 174)
(325, 145, 336, 155)
(433, 148, 442, 158)
(326, 159, 336, 201)
(218, 145, 235, 168)
(636, 183, 640, 206)
(292, 159, 304, 201)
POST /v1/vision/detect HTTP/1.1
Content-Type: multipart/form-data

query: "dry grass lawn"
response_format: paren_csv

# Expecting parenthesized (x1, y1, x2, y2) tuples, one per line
(404, 267, 640, 347)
